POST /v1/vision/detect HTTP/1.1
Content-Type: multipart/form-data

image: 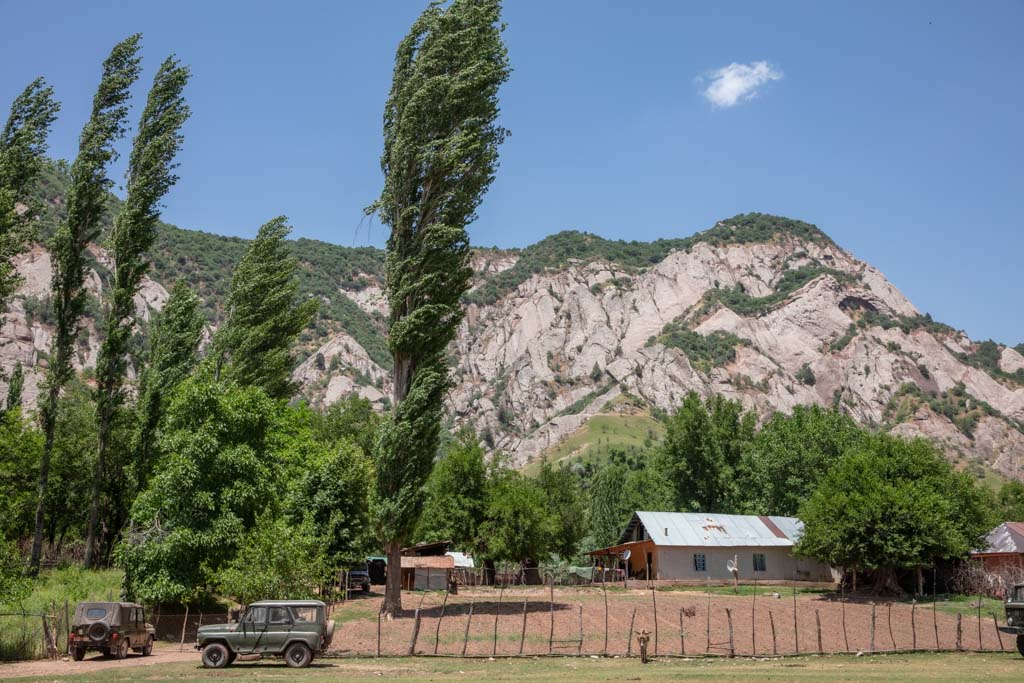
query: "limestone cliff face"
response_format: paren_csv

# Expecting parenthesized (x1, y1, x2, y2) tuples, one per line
(2, 218, 1021, 481)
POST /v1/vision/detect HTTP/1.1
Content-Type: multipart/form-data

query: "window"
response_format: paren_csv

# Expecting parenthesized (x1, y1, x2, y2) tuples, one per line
(291, 607, 318, 623)
(753, 553, 767, 572)
(268, 607, 292, 625)
(693, 553, 706, 572)
(242, 607, 267, 625)
(86, 608, 107, 620)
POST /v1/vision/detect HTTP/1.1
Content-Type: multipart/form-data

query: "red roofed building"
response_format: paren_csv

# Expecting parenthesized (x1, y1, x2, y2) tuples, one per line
(971, 522, 1024, 572)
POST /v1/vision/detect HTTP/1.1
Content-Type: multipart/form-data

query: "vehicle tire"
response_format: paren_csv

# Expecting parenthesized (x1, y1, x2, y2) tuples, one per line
(201, 642, 230, 669)
(284, 642, 312, 668)
(1017, 634, 1024, 657)
(87, 622, 109, 643)
(114, 639, 129, 660)
(323, 619, 336, 649)
(71, 646, 85, 661)
(142, 637, 153, 656)
(362, 583, 370, 593)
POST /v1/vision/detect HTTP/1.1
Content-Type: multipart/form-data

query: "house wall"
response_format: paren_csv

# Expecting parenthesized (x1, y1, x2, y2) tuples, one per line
(654, 546, 834, 582)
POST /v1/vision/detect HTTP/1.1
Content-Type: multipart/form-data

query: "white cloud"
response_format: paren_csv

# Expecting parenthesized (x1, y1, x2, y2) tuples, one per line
(700, 61, 783, 108)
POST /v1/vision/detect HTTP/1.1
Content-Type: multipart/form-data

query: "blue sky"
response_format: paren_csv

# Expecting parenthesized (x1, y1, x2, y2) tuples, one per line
(1, 1, 1021, 343)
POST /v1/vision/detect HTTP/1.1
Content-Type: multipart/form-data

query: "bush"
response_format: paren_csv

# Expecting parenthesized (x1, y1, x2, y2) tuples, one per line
(796, 363, 816, 386)
(650, 321, 749, 373)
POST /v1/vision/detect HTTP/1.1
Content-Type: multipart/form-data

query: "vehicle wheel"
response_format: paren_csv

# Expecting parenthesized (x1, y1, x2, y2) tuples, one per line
(88, 622, 109, 643)
(362, 583, 370, 593)
(284, 642, 312, 668)
(1017, 634, 1024, 657)
(71, 646, 85, 661)
(114, 639, 129, 659)
(142, 637, 153, 656)
(201, 642, 230, 669)
(323, 619, 336, 649)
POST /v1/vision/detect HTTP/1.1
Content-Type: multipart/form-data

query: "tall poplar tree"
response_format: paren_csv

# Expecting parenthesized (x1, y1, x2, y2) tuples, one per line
(0, 77, 60, 310)
(86, 55, 190, 567)
(133, 280, 204, 492)
(30, 35, 142, 573)
(370, 0, 509, 615)
(214, 216, 317, 400)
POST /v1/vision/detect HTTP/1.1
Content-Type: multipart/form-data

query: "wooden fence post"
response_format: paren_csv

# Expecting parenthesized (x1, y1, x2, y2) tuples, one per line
(462, 600, 474, 656)
(792, 589, 799, 654)
(992, 613, 1004, 651)
(519, 598, 528, 655)
(408, 607, 422, 656)
(887, 603, 895, 651)
(493, 586, 504, 657)
(768, 609, 777, 656)
(911, 601, 917, 650)
(626, 607, 637, 657)
(548, 579, 555, 655)
(976, 600, 982, 651)
(725, 608, 734, 658)
(433, 590, 450, 655)
(577, 604, 583, 656)
(815, 609, 823, 655)
(932, 568, 939, 650)
(179, 606, 189, 652)
(840, 581, 848, 652)
(376, 607, 382, 658)
(705, 595, 711, 654)
(679, 608, 685, 656)
(751, 578, 757, 655)
(955, 613, 963, 652)
(602, 580, 609, 655)
(64, 599, 70, 656)
(650, 587, 658, 656)
(869, 603, 876, 654)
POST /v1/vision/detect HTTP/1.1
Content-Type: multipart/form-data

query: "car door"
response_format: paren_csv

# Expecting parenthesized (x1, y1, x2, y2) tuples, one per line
(263, 606, 293, 653)
(237, 606, 268, 654)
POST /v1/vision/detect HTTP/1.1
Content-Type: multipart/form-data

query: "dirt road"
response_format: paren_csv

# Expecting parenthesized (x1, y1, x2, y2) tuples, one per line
(0, 643, 198, 679)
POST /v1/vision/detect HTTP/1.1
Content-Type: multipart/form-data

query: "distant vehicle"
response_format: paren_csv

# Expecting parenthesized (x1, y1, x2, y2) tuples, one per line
(69, 602, 155, 661)
(195, 599, 334, 668)
(998, 582, 1024, 657)
(347, 563, 371, 593)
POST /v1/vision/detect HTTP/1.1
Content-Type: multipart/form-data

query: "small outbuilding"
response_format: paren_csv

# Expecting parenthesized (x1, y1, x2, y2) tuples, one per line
(588, 511, 835, 584)
(971, 522, 1024, 572)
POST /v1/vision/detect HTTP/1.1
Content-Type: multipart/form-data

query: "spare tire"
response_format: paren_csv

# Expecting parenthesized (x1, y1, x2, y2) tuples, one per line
(88, 621, 110, 642)
(323, 619, 336, 649)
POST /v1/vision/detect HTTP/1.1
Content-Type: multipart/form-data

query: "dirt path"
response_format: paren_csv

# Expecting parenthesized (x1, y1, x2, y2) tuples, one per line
(0, 643, 198, 679)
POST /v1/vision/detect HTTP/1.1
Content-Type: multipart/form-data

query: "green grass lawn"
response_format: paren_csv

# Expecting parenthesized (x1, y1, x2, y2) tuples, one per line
(522, 412, 664, 475)
(5, 652, 1024, 682)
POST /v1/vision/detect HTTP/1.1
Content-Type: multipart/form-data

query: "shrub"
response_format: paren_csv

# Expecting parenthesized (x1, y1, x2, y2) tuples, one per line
(796, 363, 816, 386)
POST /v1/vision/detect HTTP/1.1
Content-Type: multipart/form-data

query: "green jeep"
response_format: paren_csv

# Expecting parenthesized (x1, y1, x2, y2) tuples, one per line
(998, 582, 1024, 657)
(195, 600, 335, 668)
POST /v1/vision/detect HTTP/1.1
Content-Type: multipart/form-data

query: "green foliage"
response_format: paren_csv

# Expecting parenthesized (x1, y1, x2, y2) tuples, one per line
(830, 324, 858, 352)
(586, 461, 671, 550)
(371, 0, 510, 593)
(884, 382, 1016, 439)
(536, 461, 586, 560)
(996, 480, 1024, 522)
(740, 405, 866, 516)
(468, 213, 834, 305)
(479, 467, 557, 564)
(957, 340, 1024, 385)
(697, 265, 855, 318)
(796, 433, 993, 577)
(213, 514, 329, 605)
(654, 392, 755, 513)
(415, 429, 488, 550)
(0, 535, 29, 605)
(215, 217, 318, 399)
(0, 410, 43, 540)
(4, 363, 23, 413)
(795, 363, 816, 386)
(310, 394, 382, 459)
(134, 281, 205, 492)
(651, 322, 749, 372)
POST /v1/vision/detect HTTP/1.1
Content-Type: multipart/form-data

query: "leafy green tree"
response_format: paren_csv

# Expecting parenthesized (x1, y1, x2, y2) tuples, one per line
(215, 217, 317, 399)
(415, 429, 488, 550)
(796, 433, 992, 593)
(310, 395, 382, 459)
(0, 534, 30, 605)
(0, 409, 44, 540)
(87, 54, 191, 568)
(0, 77, 60, 309)
(213, 514, 329, 605)
(739, 405, 866, 515)
(370, 0, 510, 615)
(133, 281, 205, 492)
(4, 362, 24, 414)
(45, 379, 98, 553)
(479, 467, 556, 565)
(118, 371, 283, 603)
(31, 35, 142, 574)
(536, 461, 586, 559)
(655, 392, 755, 513)
(996, 480, 1024, 522)
(587, 461, 671, 549)
(284, 436, 374, 570)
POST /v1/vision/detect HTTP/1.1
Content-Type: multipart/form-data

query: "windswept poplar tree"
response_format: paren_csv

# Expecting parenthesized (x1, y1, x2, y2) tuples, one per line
(215, 217, 317, 399)
(86, 55, 190, 567)
(370, 0, 509, 615)
(133, 280, 204, 491)
(30, 35, 142, 574)
(4, 362, 24, 414)
(0, 78, 60, 309)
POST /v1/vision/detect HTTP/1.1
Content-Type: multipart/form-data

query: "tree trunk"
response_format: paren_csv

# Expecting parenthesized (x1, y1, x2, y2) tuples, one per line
(383, 539, 403, 617)
(29, 381, 62, 575)
(872, 567, 903, 595)
(916, 566, 924, 597)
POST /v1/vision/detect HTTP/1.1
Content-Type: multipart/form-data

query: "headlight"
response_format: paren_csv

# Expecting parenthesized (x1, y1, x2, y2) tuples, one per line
(1008, 616, 1015, 627)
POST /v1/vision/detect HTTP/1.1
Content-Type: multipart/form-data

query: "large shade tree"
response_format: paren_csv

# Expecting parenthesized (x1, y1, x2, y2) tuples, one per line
(31, 35, 142, 573)
(369, 0, 510, 615)
(87, 54, 191, 568)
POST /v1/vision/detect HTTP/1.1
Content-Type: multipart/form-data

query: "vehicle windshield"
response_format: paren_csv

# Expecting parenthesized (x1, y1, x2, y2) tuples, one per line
(86, 608, 107, 619)
(241, 606, 267, 625)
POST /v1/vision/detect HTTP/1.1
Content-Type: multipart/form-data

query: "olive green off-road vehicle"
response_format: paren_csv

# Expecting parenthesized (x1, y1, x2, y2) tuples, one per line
(69, 602, 155, 660)
(998, 582, 1024, 657)
(195, 600, 335, 668)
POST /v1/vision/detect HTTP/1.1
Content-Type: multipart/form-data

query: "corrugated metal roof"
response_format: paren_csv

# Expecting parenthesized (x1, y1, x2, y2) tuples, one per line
(973, 522, 1024, 555)
(618, 511, 805, 548)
